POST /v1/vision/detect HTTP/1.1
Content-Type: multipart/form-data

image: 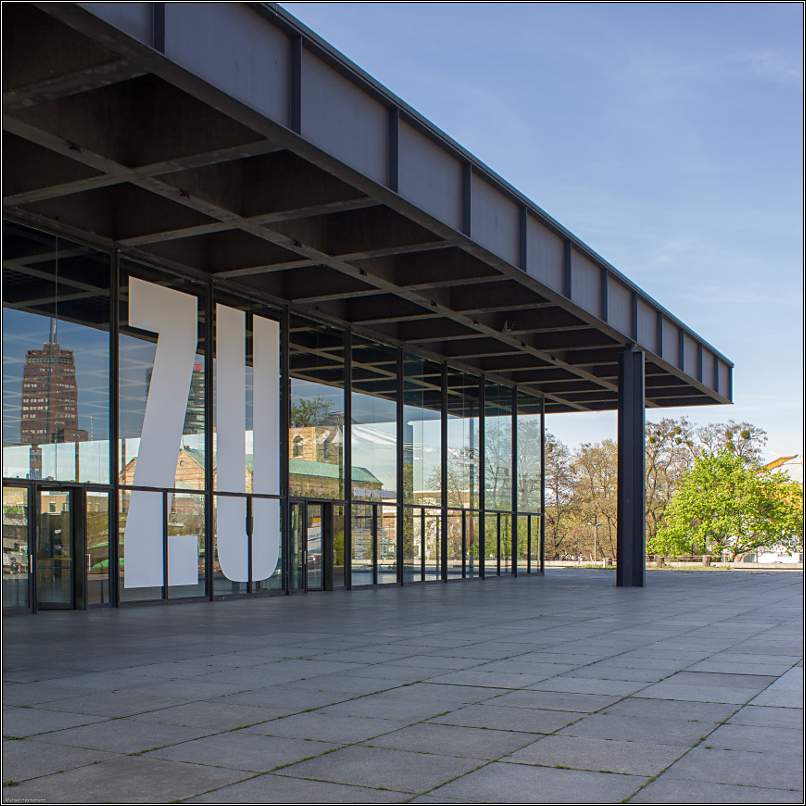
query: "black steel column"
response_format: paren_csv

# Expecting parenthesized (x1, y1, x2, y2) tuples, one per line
(440, 363, 448, 582)
(344, 329, 352, 588)
(617, 348, 645, 587)
(396, 349, 404, 585)
(109, 249, 121, 606)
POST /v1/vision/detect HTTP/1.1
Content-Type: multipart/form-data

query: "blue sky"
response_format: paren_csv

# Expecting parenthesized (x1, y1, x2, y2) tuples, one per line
(281, 2, 803, 461)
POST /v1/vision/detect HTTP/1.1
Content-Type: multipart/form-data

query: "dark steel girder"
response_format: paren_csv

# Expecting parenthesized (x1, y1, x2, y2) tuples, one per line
(2, 2, 733, 416)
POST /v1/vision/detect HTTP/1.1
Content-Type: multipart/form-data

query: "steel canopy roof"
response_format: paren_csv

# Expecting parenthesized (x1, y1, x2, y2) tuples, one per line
(2, 2, 733, 414)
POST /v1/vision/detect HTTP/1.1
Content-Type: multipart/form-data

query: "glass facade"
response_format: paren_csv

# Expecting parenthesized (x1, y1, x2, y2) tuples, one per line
(3, 218, 544, 614)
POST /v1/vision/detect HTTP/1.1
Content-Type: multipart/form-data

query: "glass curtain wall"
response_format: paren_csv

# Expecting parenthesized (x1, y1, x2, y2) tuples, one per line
(446, 371, 480, 577)
(517, 390, 543, 574)
(289, 315, 345, 499)
(3, 486, 29, 611)
(3, 222, 111, 484)
(3, 221, 549, 608)
(484, 381, 513, 574)
(402, 354, 442, 584)
(351, 336, 398, 583)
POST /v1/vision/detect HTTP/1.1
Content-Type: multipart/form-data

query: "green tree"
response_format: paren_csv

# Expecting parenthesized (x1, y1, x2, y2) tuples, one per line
(572, 440, 618, 559)
(650, 449, 804, 558)
(290, 396, 334, 427)
(645, 417, 698, 544)
(543, 434, 576, 559)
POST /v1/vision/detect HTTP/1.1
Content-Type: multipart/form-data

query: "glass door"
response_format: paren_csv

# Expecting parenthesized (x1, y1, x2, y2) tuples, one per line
(36, 488, 75, 609)
(306, 504, 323, 591)
(289, 502, 305, 592)
(289, 501, 330, 592)
(3, 486, 31, 612)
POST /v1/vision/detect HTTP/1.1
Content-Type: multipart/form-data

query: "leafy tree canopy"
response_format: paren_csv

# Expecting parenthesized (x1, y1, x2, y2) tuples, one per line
(290, 396, 335, 427)
(649, 448, 803, 558)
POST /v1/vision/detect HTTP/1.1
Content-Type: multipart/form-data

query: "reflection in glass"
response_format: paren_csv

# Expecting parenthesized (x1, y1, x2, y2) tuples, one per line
(403, 354, 442, 506)
(352, 337, 397, 504)
(86, 491, 110, 605)
(446, 372, 480, 512)
(403, 506, 421, 583)
(289, 317, 345, 499)
(485, 381, 512, 512)
(517, 514, 529, 574)
(517, 391, 543, 515)
(169, 493, 205, 599)
(447, 510, 463, 579)
(465, 510, 479, 579)
(530, 514, 542, 572)
(306, 504, 323, 590)
(3, 486, 29, 610)
(500, 513, 512, 575)
(378, 505, 397, 584)
(331, 505, 346, 590)
(351, 504, 373, 586)
(3, 222, 110, 483)
(484, 512, 499, 576)
(37, 489, 73, 607)
(425, 508, 441, 581)
(253, 499, 283, 593)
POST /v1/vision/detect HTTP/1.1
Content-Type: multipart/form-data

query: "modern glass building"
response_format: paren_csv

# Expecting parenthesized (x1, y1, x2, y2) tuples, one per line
(2, 3, 732, 614)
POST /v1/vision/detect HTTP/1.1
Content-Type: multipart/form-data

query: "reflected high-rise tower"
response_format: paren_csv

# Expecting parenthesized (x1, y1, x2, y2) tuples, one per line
(20, 323, 88, 446)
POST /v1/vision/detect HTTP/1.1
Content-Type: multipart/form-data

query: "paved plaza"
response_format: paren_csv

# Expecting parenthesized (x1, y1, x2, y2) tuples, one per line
(2, 569, 803, 803)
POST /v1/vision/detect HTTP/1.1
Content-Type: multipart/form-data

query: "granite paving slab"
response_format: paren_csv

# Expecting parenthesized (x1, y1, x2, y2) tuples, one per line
(128, 700, 280, 730)
(701, 723, 803, 754)
(431, 703, 581, 733)
(506, 734, 687, 775)
(527, 676, 648, 696)
(728, 704, 804, 728)
(0, 754, 250, 803)
(600, 697, 738, 722)
(379, 682, 508, 703)
(27, 717, 216, 754)
(555, 713, 719, 745)
(430, 760, 647, 803)
(629, 778, 804, 803)
(362, 722, 538, 759)
(636, 682, 761, 704)
(1, 739, 119, 783)
(662, 745, 804, 790)
(275, 744, 482, 793)
(144, 731, 337, 771)
(483, 689, 621, 713)
(317, 694, 459, 721)
(2, 706, 108, 737)
(248, 711, 407, 743)
(749, 688, 804, 707)
(426, 670, 554, 689)
(182, 773, 411, 803)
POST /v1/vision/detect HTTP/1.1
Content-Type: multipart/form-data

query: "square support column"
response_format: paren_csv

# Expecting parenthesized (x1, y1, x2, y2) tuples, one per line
(617, 348, 645, 587)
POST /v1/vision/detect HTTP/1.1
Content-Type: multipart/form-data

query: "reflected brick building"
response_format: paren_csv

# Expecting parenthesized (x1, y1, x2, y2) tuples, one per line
(20, 337, 88, 446)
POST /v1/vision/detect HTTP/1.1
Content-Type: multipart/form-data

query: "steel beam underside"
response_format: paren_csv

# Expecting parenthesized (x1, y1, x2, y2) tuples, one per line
(2, 2, 733, 415)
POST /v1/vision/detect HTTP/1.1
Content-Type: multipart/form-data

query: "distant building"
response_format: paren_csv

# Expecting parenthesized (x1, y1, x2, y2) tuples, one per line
(764, 455, 804, 484)
(146, 364, 205, 436)
(757, 454, 803, 564)
(20, 337, 88, 446)
(120, 445, 381, 502)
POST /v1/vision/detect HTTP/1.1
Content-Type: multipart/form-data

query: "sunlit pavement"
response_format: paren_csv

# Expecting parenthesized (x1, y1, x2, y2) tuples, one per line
(3, 569, 803, 803)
